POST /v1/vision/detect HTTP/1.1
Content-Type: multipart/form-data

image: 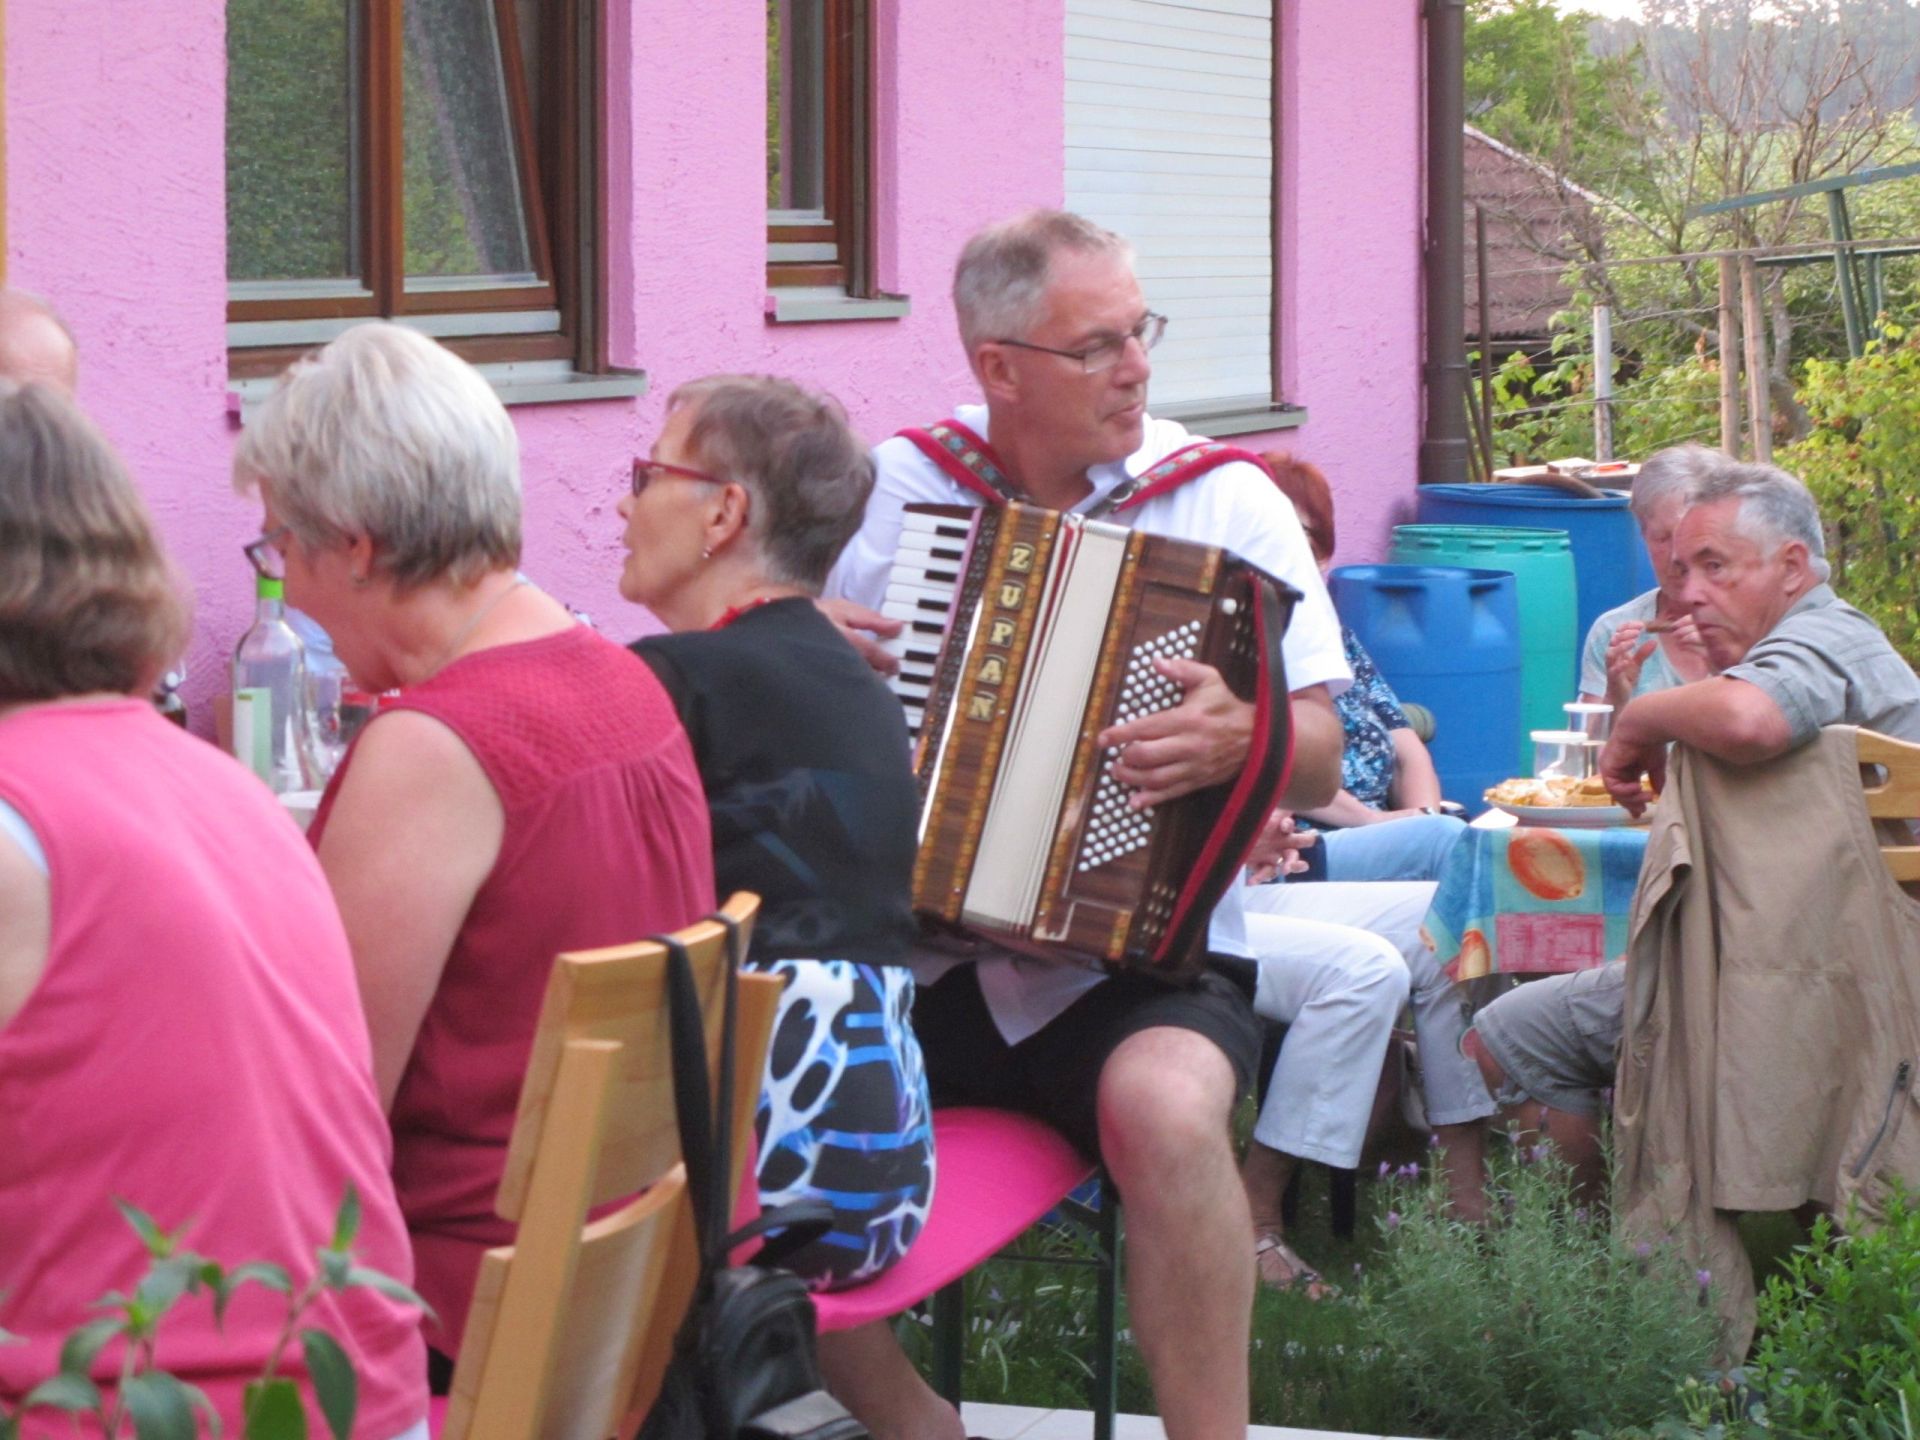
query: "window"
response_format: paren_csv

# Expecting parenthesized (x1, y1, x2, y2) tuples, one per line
(766, 0, 872, 297)
(226, 0, 602, 377)
(1064, 0, 1281, 418)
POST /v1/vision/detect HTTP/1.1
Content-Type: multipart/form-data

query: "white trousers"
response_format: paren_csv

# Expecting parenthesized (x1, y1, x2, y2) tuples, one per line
(1242, 880, 1495, 1168)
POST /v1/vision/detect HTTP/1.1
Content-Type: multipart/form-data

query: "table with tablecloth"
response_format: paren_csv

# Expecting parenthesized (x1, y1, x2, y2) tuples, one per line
(1422, 820, 1651, 980)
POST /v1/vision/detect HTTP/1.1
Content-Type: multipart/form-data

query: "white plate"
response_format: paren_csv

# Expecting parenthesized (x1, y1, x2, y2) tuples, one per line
(1491, 800, 1643, 829)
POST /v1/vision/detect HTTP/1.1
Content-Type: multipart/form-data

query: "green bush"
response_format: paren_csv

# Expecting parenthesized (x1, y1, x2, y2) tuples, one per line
(1356, 1146, 1720, 1440)
(1783, 328, 1920, 668)
(1741, 1187, 1920, 1440)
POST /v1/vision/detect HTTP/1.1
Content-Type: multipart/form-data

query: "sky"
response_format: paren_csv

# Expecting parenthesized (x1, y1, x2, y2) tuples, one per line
(1553, 0, 1646, 16)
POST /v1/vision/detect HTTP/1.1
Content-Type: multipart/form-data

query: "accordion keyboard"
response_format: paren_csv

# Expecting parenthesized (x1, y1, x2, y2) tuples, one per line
(1079, 619, 1205, 874)
(880, 509, 975, 739)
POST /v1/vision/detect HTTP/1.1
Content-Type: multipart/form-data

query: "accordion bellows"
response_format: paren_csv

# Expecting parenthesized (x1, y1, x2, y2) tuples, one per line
(882, 502, 1300, 978)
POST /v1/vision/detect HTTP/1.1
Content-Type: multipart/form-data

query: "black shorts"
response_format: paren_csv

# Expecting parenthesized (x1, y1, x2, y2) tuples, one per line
(911, 963, 1262, 1164)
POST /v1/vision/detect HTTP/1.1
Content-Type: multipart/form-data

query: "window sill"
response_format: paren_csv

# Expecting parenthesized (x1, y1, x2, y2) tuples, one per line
(766, 288, 911, 324)
(1156, 400, 1308, 437)
(227, 361, 648, 422)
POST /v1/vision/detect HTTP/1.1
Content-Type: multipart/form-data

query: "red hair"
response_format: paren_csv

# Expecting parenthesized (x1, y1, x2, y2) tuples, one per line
(1260, 450, 1335, 563)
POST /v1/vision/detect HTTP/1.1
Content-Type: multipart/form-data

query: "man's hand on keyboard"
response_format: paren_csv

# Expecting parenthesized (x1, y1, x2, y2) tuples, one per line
(818, 597, 903, 676)
(1097, 657, 1254, 809)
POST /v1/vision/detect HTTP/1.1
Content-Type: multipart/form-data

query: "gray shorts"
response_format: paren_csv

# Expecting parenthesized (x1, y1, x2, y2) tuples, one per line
(1470, 959, 1625, 1117)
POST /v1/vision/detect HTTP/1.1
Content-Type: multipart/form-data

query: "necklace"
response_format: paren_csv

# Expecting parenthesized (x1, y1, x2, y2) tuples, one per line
(431, 576, 530, 674)
(710, 593, 797, 630)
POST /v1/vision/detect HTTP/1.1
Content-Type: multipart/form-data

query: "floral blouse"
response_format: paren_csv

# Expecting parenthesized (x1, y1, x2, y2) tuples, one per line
(1333, 627, 1409, 810)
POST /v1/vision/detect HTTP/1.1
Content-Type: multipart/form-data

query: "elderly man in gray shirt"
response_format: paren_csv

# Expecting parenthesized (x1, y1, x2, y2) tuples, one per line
(1462, 459, 1920, 1200)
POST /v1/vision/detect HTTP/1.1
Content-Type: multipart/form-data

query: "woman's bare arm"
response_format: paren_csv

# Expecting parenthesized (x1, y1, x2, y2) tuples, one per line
(315, 709, 504, 1110)
(0, 828, 51, 1028)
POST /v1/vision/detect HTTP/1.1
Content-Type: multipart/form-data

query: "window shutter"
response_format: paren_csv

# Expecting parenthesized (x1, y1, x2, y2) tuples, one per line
(1064, 0, 1274, 410)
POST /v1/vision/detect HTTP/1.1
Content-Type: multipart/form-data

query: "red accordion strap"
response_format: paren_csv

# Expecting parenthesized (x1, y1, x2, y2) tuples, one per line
(897, 421, 1019, 506)
(1105, 441, 1266, 515)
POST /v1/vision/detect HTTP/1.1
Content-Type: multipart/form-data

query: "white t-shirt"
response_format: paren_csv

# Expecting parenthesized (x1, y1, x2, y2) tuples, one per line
(825, 404, 1350, 1042)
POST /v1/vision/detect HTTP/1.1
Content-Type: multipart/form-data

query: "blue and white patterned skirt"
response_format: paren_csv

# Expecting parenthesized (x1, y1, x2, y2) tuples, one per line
(750, 959, 936, 1291)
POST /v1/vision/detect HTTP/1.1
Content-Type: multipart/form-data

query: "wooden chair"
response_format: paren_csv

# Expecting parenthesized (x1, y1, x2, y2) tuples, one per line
(440, 893, 783, 1440)
(1857, 728, 1920, 881)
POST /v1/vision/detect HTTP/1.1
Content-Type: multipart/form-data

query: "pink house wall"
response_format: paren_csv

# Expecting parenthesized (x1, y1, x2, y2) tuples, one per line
(6, 0, 1421, 717)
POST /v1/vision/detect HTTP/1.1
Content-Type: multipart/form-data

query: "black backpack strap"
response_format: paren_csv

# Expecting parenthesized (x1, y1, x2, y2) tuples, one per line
(661, 927, 739, 1267)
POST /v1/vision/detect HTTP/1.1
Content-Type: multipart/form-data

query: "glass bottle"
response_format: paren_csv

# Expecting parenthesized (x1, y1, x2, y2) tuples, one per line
(232, 574, 309, 792)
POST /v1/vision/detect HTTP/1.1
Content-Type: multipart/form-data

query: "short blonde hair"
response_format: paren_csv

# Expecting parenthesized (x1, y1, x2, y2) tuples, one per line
(233, 323, 522, 589)
(0, 382, 189, 700)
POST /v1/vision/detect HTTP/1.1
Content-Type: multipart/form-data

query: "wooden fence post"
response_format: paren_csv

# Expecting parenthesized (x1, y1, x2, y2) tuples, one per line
(1592, 304, 1614, 461)
(1739, 254, 1772, 462)
(1717, 256, 1741, 456)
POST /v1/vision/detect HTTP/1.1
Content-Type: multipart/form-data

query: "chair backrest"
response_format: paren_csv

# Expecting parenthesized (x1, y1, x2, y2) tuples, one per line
(442, 892, 781, 1440)
(1856, 728, 1920, 882)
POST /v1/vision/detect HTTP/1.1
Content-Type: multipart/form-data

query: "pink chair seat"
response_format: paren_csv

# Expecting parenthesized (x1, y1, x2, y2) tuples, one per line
(810, 1107, 1095, 1333)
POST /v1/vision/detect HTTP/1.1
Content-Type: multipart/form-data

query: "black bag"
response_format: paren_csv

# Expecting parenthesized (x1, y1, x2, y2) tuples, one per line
(635, 918, 867, 1440)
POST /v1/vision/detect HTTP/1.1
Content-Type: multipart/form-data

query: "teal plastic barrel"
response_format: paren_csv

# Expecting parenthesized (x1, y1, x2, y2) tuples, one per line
(1328, 564, 1521, 812)
(1414, 484, 1655, 671)
(1389, 525, 1576, 772)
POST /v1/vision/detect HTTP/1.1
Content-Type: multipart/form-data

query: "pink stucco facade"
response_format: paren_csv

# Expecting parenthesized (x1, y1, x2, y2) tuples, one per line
(6, 0, 1424, 716)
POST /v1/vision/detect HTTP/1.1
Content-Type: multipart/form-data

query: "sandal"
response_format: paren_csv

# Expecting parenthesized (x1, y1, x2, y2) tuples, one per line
(1254, 1230, 1337, 1300)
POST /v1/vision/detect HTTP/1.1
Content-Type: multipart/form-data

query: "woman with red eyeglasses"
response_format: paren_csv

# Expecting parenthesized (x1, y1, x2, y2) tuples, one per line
(231, 323, 714, 1369)
(617, 375, 934, 1306)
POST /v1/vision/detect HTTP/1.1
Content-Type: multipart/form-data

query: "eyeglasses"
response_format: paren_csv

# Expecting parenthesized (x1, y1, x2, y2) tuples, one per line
(993, 312, 1168, 374)
(631, 457, 725, 497)
(244, 524, 291, 580)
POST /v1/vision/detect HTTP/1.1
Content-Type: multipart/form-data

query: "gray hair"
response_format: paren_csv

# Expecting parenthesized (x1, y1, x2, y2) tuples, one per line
(667, 374, 873, 593)
(232, 323, 521, 589)
(1683, 460, 1831, 579)
(952, 209, 1135, 353)
(1630, 443, 1726, 521)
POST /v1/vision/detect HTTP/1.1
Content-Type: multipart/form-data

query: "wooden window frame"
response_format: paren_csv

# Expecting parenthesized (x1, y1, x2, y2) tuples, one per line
(766, 0, 872, 296)
(228, 0, 605, 376)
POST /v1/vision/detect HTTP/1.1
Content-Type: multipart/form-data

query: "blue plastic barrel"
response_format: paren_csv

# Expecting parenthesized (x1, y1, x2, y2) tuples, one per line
(1415, 484, 1654, 680)
(1329, 564, 1522, 813)
(1389, 526, 1577, 772)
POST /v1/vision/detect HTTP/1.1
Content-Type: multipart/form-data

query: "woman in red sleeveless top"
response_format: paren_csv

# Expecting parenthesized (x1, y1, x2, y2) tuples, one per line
(0, 383, 427, 1439)
(232, 324, 716, 1358)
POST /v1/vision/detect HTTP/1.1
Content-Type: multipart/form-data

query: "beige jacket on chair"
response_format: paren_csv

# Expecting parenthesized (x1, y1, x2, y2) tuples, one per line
(1613, 726, 1920, 1361)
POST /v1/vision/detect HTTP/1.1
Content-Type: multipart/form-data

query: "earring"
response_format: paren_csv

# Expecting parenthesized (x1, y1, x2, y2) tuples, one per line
(702, 547, 713, 561)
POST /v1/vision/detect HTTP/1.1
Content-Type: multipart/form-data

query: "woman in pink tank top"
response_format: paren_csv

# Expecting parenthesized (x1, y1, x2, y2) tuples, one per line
(233, 325, 716, 1359)
(0, 384, 427, 1439)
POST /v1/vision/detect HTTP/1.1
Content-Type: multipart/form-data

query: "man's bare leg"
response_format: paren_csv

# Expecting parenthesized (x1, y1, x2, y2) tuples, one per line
(1097, 1025, 1250, 1440)
(1463, 1029, 1605, 1204)
(1433, 1120, 1488, 1224)
(816, 1322, 963, 1440)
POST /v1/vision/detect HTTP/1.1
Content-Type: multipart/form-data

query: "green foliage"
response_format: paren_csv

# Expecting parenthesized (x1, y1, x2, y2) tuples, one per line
(1782, 326, 1920, 667)
(0, 1188, 428, 1440)
(1356, 1145, 1720, 1440)
(1466, 0, 1657, 206)
(1742, 1186, 1920, 1440)
(1473, 343, 1727, 467)
(894, 1161, 1414, 1433)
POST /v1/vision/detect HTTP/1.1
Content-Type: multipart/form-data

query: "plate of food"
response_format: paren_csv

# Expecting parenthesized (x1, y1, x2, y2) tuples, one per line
(1483, 774, 1649, 828)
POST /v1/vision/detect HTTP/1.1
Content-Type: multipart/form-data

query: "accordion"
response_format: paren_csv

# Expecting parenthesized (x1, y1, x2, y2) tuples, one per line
(881, 502, 1301, 978)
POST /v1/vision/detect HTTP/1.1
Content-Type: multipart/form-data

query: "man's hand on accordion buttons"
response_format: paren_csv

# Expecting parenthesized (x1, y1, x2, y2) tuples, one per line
(817, 597, 903, 676)
(1097, 656, 1254, 809)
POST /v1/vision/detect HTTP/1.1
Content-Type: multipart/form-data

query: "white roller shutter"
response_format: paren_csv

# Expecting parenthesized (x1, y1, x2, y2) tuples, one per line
(1064, 0, 1274, 411)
